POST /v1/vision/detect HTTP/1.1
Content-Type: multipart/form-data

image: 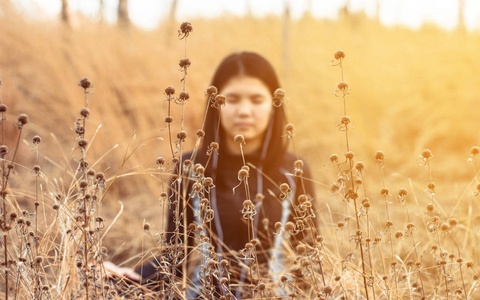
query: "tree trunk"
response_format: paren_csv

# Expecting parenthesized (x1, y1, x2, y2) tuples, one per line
(458, 0, 465, 32)
(118, 0, 130, 28)
(61, 0, 71, 26)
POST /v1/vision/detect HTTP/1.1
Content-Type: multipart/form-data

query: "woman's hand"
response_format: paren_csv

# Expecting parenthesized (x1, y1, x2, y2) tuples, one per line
(103, 261, 141, 282)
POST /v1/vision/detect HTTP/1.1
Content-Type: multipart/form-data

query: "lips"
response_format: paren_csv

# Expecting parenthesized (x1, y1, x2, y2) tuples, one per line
(235, 123, 253, 130)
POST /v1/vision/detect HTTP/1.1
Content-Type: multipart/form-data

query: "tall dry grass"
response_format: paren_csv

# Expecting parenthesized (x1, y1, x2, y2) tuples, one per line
(0, 8, 479, 299)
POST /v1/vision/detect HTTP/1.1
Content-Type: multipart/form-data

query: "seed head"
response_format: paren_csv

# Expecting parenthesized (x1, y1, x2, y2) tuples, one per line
(220, 259, 229, 268)
(274, 222, 282, 230)
(285, 123, 295, 133)
(179, 58, 191, 68)
(234, 135, 244, 144)
(421, 149, 433, 159)
(337, 81, 348, 90)
(375, 150, 385, 162)
(32, 135, 42, 144)
(398, 188, 408, 197)
(441, 223, 450, 231)
(214, 94, 226, 106)
(78, 139, 88, 148)
(143, 223, 150, 231)
(196, 129, 205, 138)
(448, 218, 458, 227)
(471, 146, 480, 157)
(156, 157, 165, 165)
(329, 154, 338, 163)
(362, 198, 370, 208)
(334, 50, 345, 60)
(79, 78, 92, 89)
(273, 88, 286, 99)
(297, 194, 308, 204)
(179, 22, 193, 38)
(177, 130, 187, 140)
(33, 165, 41, 173)
(210, 142, 219, 150)
(341, 116, 350, 125)
(165, 86, 175, 96)
(395, 231, 403, 239)
(17, 114, 29, 126)
(323, 285, 333, 295)
(206, 86, 218, 96)
(179, 91, 190, 101)
(80, 107, 90, 118)
(355, 161, 365, 171)
(345, 151, 354, 160)
(95, 172, 105, 181)
(238, 168, 249, 179)
(280, 183, 290, 193)
(0, 145, 8, 157)
(284, 221, 295, 231)
(0, 104, 7, 113)
(296, 244, 306, 255)
(381, 188, 389, 196)
(79, 180, 88, 189)
(427, 182, 436, 190)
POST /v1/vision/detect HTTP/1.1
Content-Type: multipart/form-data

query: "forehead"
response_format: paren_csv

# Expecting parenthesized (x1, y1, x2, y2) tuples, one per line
(221, 76, 271, 95)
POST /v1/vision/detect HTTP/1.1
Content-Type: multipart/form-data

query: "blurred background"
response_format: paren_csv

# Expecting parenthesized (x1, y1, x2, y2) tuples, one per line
(1, 0, 480, 262)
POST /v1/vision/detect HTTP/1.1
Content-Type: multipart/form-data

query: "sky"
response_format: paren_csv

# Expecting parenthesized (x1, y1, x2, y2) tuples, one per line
(15, 0, 480, 31)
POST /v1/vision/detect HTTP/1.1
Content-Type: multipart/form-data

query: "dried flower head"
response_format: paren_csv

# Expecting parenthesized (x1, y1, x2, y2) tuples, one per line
(32, 135, 42, 144)
(284, 221, 295, 232)
(296, 244, 306, 255)
(375, 150, 385, 162)
(330, 153, 339, 163)
(165, 86, 175, 96)
(214, 94, 226, 108)
(0, 145, 8, 157)
(345, 151, 354, 160)
(355, 161, 365, 172)
(17, 114, 29, 127)
(179, 91, 190, 101)
(144, 223, 151, 231)
(422, 149, 433, 159)
(156, 157, 166, 165)
(234, 134, 245, 144)
(196, 129, 205, 138)
(206, 86, 218, 96)
(335, 50, 345, 60)
(177, 131, 187, 140)
(0, 104, 7, 113)
(273, 88, 287, 107)
(80, 107, 90, 118)
(337, 81, 349, 91)
(179, 58, 191, 69)
(178, 22, 193, 38)
(79, 78, 92, 89)
(78, 138, 88, 148)
(471, 146, 480, 157)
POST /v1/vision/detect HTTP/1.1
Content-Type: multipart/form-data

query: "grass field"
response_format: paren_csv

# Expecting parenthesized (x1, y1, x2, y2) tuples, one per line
(0, 8, 479, 299)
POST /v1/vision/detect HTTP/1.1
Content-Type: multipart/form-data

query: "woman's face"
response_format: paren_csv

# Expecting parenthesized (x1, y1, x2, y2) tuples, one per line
(220, 76, 273, 152)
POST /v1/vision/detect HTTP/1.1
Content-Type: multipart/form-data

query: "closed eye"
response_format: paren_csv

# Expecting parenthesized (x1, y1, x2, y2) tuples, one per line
(251, 95, 267, 104)
(226, 94, 240, 103)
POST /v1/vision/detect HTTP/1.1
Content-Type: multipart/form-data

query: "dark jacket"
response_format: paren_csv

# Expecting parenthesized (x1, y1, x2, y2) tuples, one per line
(135, 148, 316, 298)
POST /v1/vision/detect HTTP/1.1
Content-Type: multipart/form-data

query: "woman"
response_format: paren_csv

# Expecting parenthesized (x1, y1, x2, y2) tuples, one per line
(106, 52, 316, 298)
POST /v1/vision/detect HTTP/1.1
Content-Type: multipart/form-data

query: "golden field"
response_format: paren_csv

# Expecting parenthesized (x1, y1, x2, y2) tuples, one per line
(0, 8, 480, 298)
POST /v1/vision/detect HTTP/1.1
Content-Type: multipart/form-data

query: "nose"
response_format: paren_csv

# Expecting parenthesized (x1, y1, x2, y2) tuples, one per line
(237, 99, 252, 117)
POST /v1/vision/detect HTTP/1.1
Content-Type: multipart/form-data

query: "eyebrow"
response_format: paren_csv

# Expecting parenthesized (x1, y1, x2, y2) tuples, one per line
(225, 92, 267, 98)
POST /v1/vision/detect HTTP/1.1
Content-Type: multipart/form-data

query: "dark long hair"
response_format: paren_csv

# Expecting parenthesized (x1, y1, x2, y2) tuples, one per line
(200, 52, 287, 172)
